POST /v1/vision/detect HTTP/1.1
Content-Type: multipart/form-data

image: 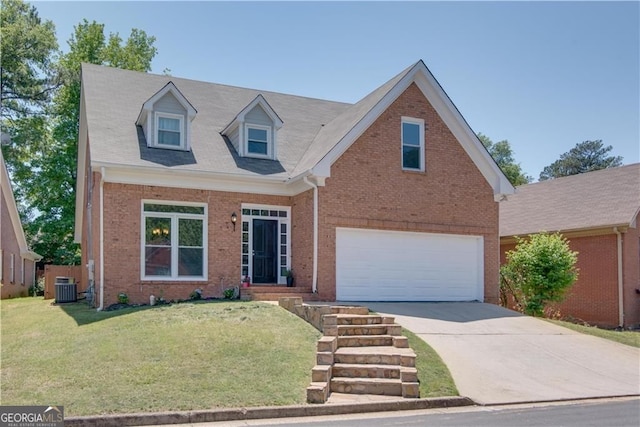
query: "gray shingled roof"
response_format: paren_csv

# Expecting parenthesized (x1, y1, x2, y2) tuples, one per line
(82, 63, 412, 178)
(500, 164, 640, 236)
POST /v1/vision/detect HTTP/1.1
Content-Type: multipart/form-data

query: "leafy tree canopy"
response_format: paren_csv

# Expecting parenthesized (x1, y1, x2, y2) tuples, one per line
(539, 140, 623, 181)
(0, 0, 58, 119)
(4, 13, 157, 265)
(478, 133, 532, 186)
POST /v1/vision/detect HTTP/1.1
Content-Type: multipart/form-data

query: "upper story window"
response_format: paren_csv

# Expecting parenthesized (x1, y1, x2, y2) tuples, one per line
(156, 113, 184, 148)
(401, 117, 425, 171)
(246, 125, 271, 157)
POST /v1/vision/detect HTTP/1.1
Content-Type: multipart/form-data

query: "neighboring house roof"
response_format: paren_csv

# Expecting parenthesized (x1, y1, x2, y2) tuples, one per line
(0, 150, 42, 261)
(500, 163, 640, 237)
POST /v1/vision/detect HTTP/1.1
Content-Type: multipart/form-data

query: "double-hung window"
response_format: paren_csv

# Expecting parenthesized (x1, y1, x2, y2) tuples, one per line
(142, 202, 207, 280)
(155, 113, 184, 148)
(401, 117, 425, 171)
(246, 124, 271, 157)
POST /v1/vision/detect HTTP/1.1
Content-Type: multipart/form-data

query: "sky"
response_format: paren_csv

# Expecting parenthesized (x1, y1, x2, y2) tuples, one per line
(33, 0, 640, 181)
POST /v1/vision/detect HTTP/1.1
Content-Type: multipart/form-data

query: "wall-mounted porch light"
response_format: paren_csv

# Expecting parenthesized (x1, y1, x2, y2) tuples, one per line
(231, 212, 237, 231)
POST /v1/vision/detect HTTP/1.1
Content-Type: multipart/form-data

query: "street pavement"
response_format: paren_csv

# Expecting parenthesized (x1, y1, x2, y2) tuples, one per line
(360, 302, 640, 405)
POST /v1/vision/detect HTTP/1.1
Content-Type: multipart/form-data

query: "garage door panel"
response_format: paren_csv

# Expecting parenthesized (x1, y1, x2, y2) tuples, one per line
(336, 228, 483, 301)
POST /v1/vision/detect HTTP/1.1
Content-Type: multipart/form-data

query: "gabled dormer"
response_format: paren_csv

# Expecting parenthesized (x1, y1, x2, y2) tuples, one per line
(222, 94, 283, 160)
(136, 82, 197, 151)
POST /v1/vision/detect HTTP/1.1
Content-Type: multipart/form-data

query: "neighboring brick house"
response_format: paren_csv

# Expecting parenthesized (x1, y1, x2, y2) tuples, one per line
(1, 150, 41, 298)
(74, 60, 514, 309)
(500, 164, 640, 328)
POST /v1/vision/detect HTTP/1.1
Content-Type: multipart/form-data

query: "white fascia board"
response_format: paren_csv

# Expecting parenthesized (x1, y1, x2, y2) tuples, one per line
(74, 87, 88, 243)
(94, 163, 310, 197)
(221, 94, 284, 136)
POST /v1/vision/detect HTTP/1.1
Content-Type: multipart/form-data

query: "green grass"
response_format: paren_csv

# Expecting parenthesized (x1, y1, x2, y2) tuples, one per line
(403, 328, 458, 398)
(547, 319, 640, 348)
(1, 298, 321, 416)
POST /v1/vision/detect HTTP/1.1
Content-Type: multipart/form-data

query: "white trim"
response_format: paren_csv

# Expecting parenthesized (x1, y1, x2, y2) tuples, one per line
(240, 203, 291, 285)
(140, 200, 208, 282)
(10, 253, 15, 283)
(614, 227, 624, 327)
(0, 249, 3, 282)
(20, 257, 25, 285)
(136, 81, 197, 125)
(221, 94, 283, 135)
(154, 112, 186, 150)
(244, 123, 273, 159)
(94, 163, 310, 197)
(401, 116, 425, 172)
(98, 167, 105, 311)
(303, 177, 319, 293)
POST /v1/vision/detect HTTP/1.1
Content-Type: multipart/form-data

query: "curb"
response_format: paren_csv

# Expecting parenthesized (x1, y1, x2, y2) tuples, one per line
(64, 396, 475, 427)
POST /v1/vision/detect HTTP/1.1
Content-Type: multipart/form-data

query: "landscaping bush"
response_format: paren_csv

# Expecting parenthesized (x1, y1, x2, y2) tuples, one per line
(501, 232, 579, 317)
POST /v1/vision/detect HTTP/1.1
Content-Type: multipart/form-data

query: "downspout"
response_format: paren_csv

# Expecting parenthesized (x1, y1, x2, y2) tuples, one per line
(98, 167, 105, 311)
(303, 176, 318, 294)
(613, 227, 624, 327)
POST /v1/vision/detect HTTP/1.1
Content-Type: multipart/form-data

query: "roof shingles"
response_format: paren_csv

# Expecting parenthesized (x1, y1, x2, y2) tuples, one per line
(499, 164, 640, 236)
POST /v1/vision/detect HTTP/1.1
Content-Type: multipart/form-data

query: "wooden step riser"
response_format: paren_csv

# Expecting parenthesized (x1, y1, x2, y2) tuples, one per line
(249, 293, 319, 301)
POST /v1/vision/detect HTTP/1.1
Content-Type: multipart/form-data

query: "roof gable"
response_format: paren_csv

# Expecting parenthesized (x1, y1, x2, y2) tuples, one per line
(297, 60, 514, 199)
(221, 94, 284, 135)
(136, 81, 197, 126)
(500, 164, 640, 237)
(0, 151, 41, 261)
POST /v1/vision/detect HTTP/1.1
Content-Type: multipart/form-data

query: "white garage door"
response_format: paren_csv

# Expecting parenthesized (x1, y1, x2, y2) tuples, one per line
(336, 228, 484, 301)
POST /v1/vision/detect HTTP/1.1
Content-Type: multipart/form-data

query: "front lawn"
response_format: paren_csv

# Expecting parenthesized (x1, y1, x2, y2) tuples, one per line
(0, 298, 321, 416)
(548, 319, 640, 348)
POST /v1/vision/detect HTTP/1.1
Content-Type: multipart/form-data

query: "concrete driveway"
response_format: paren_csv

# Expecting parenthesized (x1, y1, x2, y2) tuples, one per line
(359, 302, 640, 405)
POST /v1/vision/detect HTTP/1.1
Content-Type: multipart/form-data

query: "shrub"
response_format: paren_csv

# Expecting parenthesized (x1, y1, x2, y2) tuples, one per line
(117, 292, 129, 305)
(501, 232, 579, 317)
(29, 277, 45, 297)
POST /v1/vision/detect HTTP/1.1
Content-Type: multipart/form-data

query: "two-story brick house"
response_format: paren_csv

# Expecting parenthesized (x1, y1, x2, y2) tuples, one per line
(74, 60, 513, 308)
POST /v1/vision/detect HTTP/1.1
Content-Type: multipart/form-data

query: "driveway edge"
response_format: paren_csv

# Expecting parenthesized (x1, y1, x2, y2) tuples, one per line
(64, 396, 475, 426)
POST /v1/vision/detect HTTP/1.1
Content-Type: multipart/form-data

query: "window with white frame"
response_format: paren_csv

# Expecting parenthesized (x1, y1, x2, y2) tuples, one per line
(401, 117, 425, 171)
(0, 250, 3, 281)
(10, 253, 15, 283)
(20, 258, 25, 285)
(155, 113, 184, 149)
(142, 202, 207, 280)
(245, 124, 271, 158)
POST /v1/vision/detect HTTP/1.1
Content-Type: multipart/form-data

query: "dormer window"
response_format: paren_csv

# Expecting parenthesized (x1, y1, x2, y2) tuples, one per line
(136, 82, 197, 152)
(156, 113, 184, 148)
(246, 125, 271, 157)
(221, 94, 283, 161)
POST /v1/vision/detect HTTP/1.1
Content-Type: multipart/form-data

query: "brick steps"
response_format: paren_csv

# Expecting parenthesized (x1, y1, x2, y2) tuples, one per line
(243, 286, 320, 301)
(306, 305, 420, 403)
(330, 377, 402, 396)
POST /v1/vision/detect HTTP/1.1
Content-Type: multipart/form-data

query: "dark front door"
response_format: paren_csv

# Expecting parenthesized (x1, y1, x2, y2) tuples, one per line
(252, 219, 278, 283)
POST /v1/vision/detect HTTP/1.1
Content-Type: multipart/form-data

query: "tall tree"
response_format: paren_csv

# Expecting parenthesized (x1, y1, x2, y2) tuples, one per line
(1, 0, 58, 218)
(539, 140, 623, 181)
(18, 19, 157, 264)
(478, 133, 532, 186)
(0, 0, 58, 119)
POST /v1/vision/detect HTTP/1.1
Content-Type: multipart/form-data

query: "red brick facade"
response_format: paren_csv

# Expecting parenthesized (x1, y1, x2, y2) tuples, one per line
(500, 218, 640, 328)
(82, 83, 501, 307)
(316, 83, 499, 301)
